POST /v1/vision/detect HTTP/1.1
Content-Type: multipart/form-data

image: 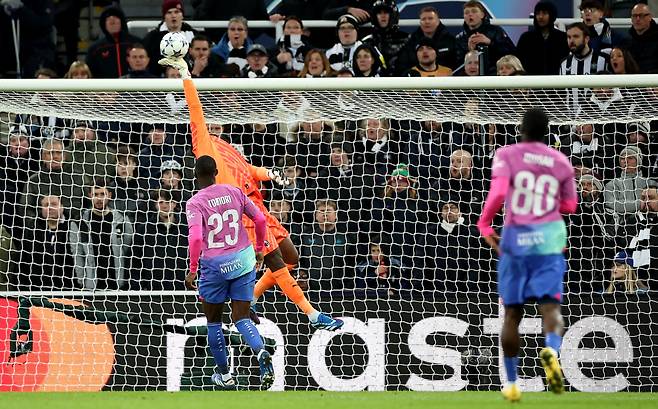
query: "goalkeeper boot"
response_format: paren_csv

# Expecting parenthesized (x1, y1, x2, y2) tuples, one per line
(257, 350, 275, 390)
(211, 370, 237, 390)
(501, 383, 522, 402)
(540, 347, 564, 394)
(311, 313, 344, 331)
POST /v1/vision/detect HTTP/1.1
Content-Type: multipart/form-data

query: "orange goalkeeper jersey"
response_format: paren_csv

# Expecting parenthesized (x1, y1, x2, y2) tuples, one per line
(183, 79, 270, 203)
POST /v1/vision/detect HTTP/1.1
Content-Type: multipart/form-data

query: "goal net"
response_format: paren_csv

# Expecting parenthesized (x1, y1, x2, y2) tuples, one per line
(0, 76, 656, 392)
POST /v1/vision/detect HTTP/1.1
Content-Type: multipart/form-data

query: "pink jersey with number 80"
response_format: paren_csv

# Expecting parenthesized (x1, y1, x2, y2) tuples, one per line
(492, 142, 577, 227)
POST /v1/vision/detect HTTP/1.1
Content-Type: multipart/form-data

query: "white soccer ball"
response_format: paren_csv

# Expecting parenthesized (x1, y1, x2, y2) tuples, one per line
(160, 32, 189, 58)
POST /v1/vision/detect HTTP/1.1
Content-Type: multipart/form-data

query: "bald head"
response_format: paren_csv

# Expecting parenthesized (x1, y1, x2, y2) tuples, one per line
(632, 3, 653, 35)
(450, 149, 472, 162)
(450, 149, 473, 179)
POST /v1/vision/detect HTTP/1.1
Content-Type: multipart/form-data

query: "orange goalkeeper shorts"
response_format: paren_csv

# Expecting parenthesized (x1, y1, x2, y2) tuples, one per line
(243, 200, 289, 256)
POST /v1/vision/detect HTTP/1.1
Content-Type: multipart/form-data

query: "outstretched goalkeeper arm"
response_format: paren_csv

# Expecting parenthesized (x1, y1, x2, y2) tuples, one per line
(158, 57, 289, 187)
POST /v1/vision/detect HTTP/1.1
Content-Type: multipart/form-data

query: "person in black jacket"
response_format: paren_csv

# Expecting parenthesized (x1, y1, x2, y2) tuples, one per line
(628, 3, 658, 73)
(0, 130, 39, 230)
(53, 0, 87, 69)
(355, 240, 406, 297)
(300, 199, 356, 296)
(352, 118, 401, 199)
(403, 37, 453, 77)
(86, 6, 141, 78)
(272, 16, 313, 77)
(567, 174, 615, 294)
(131, 189, 187, 290)
(428, 149, 485, 225)
(361, 0, 408, 72)
(120, 44, 157, 79)
(455, 1, 515, 75)
(579, 0, 628, 54)
(241, 44, 279, 78)
(396, 6, 456, 74)
(220, 123, 286, 169)
(142, 0, 196, 76)
(420, 194, 490, 294)
(516, 1, 569, 75)
(368, 164, 428, 284)
(317, 143, 363, 233)
(288, 120, 333, 177)
(399, 120, 450, 187)
(559, 123, 616, 182)
(325, 13, 367, 72)
(112, 145, 148, 223)
(138, 124, 187, 187)
(353, 42, 385, 76)
(187, 35, 233, 78)
(1, 0, 56, 78)
(628, 187, 658, 289)
(18, 194, 77, 291)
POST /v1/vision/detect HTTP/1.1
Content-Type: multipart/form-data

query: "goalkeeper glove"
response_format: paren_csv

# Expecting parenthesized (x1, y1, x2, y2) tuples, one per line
(267, 169, 290, 186)
(158, 57, 191, 80)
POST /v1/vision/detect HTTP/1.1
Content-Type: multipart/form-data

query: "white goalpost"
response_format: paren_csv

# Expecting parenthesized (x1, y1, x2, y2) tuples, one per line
(0, 75, 656, 392)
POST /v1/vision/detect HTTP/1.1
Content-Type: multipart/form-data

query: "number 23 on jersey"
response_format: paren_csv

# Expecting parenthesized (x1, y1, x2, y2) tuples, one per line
(207, 209, 240, 248)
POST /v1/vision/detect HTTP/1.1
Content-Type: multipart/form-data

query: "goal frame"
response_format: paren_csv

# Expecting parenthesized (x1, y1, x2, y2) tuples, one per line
(0, 75, 657, 392)
(1, 74, 658, 92)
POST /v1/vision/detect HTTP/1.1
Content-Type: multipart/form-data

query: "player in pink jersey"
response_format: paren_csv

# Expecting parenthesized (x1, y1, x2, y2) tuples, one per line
(186, 155, 274, 390)
(477, 108, 578, 402)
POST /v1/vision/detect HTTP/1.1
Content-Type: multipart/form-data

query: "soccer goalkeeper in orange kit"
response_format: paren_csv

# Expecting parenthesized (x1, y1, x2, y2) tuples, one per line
(159, 56, 343, 331)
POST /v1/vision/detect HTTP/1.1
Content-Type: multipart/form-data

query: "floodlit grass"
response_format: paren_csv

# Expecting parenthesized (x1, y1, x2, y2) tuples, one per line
(0, 391, 656, 409)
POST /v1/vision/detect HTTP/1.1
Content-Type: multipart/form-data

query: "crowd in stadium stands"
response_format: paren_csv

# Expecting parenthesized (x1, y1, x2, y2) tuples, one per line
(0, 0, 657, 296)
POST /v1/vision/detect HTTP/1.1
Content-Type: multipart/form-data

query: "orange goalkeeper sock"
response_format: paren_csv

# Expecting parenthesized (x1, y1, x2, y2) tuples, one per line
(271, 267, 316, 316)
(253, 269, 277, 300)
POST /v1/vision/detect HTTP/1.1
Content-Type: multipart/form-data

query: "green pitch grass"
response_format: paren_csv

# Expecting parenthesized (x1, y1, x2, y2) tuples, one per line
(1, 391, 657, 409)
